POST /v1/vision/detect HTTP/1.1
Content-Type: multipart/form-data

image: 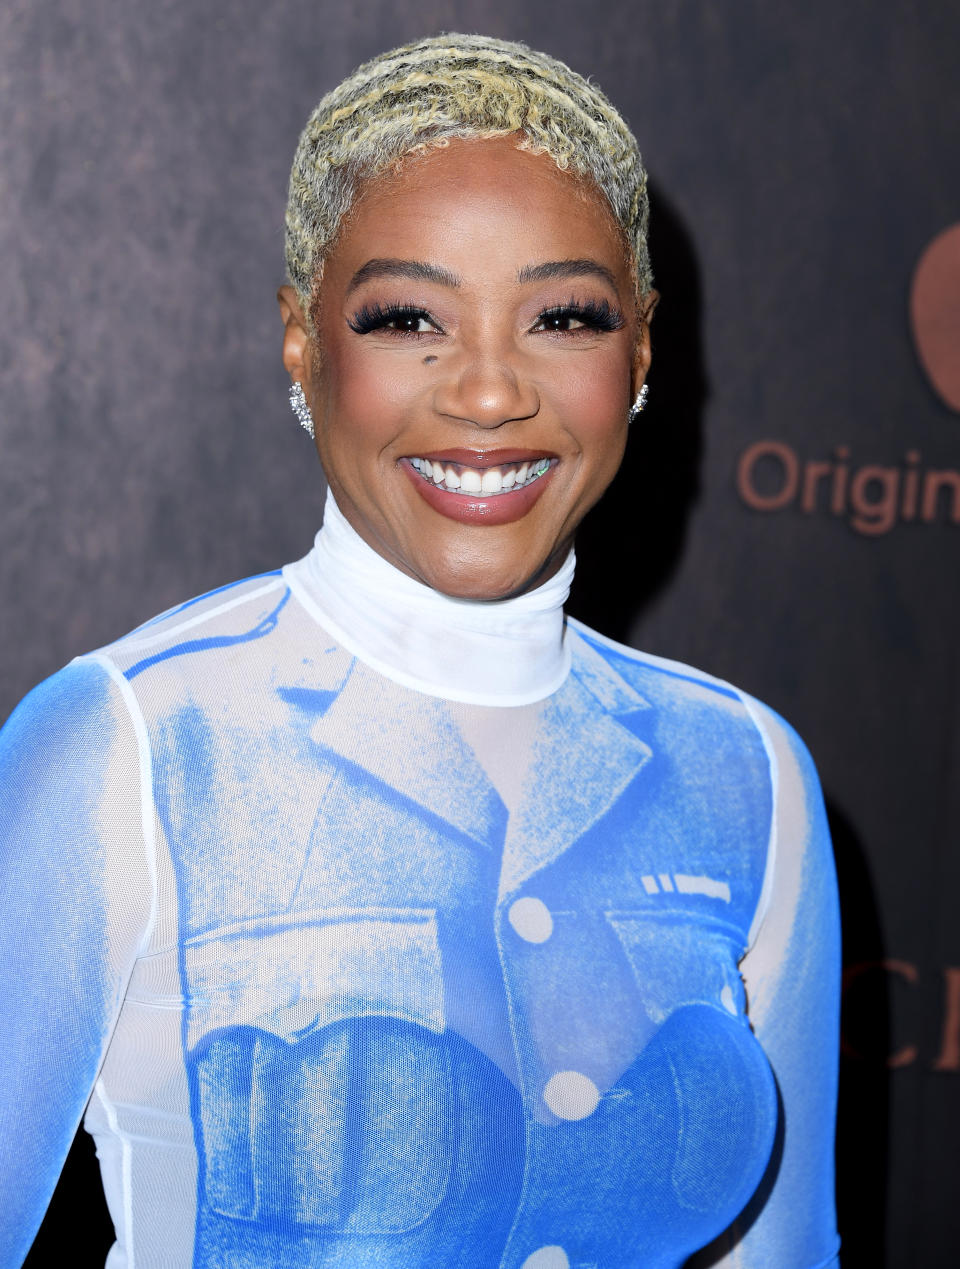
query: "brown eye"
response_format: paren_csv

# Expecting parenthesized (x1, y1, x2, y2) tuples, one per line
(387, 313, 435, 334)
(531, 300, 624, 335)
(538, 312, 584, 332)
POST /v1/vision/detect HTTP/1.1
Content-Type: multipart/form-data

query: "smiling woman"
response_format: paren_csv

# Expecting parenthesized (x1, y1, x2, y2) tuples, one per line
(0, 34, 840, 1269)
(280, 134, 649, 597)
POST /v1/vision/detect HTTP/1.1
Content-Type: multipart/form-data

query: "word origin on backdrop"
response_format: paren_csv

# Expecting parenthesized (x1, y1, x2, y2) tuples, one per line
(736, 441, 960, 536)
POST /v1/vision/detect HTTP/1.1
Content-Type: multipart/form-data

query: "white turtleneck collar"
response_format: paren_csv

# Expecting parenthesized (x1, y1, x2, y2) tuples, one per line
(283, 489, 573, 707)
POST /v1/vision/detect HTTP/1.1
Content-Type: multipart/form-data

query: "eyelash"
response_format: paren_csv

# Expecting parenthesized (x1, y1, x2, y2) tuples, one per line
(532, 299, 625, 334)
(347, 298, 625, 337)
(347, 303, 441, 336)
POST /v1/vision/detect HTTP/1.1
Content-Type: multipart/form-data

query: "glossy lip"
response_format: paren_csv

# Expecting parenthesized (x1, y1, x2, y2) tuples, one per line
(405, 447, 559, 469)
(400, 456, 558, 525)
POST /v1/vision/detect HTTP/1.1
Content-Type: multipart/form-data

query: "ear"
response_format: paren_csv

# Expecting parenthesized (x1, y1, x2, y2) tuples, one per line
(631, 288, 659, 395)
(277, 285, 313, 389)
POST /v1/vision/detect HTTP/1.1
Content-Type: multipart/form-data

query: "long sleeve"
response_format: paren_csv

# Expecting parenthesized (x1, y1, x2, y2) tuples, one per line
(688, 703, 842, 1269)
(0, 657, 153, 1266)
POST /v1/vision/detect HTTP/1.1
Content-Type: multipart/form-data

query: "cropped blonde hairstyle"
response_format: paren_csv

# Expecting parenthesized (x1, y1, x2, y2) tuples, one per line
(284, 33, 651, 308)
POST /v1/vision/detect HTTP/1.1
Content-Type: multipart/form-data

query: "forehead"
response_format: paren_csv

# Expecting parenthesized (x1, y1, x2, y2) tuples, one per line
(324, 135, 630, 289)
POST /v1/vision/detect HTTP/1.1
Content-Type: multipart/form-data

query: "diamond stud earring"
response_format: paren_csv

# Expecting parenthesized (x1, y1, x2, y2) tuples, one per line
(289, 381, 314, 439)
(629, 383, 649, 423)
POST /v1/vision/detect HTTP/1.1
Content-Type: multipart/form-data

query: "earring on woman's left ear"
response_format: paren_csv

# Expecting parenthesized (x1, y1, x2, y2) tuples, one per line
(629, 383, 649, 422)
(289, 381, 315, 438)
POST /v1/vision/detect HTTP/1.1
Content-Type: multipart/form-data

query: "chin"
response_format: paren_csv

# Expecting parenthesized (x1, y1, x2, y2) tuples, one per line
(433, 577, 528, 602)
(415, 545, 563, 603)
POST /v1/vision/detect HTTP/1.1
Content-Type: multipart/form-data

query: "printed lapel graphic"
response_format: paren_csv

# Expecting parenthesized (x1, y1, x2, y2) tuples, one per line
(499, 631, 654, 899)
(307, 655, 505, 855)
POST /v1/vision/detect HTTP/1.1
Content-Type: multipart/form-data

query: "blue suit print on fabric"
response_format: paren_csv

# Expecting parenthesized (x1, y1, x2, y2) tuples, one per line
(145, 603, 781, 1268)
(0, 664, 118, 1265)
(125, 586, 290, 681)
(0, 569, 840, 1269)
(190, 1019, 525, 1264)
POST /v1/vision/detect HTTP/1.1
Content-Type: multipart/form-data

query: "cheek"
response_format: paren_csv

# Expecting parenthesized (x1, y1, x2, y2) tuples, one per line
(549, 352, 631, 464)
(318, 342, 419, 455)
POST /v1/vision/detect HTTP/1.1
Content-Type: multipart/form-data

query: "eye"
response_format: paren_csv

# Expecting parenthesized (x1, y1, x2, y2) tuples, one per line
(531, 299, 625, 335)
(385, 311, 436, 334)
(348, 303, 444, 337)
(535, 310, 588, 332)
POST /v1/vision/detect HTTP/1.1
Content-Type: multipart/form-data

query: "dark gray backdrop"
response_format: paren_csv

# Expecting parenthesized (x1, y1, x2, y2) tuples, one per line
(2, 2, 958, 1265)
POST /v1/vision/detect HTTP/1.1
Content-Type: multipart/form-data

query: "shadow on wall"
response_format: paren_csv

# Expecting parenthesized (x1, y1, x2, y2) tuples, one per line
(567, 181, 707, 640)
(829, 797, 891, 1269)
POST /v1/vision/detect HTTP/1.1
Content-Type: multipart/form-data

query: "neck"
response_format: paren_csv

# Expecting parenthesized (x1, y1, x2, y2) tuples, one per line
(286, 488, 573, 706)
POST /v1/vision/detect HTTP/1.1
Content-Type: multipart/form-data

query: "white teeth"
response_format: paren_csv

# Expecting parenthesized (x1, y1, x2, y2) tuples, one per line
(409, 457, 552, 495)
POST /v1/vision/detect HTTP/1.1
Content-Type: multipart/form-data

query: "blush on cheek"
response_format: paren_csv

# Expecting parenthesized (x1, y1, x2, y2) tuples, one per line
(554, 361, 630, 441)
(321, 344, 422, 446)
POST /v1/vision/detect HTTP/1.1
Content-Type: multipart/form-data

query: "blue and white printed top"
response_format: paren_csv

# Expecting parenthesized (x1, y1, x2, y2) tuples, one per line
(0, 496, 840, 1269)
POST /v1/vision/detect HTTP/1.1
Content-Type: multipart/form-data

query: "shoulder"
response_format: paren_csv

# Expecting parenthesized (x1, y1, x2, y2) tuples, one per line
(568, 615, 769, 733)
(0, 657, 144, 854)
(96, 569, 290, 674)
(1, 657, 122, 761)
(569, 615, 752, 708)
(2, 570, 291, 739)
(567, 616, 824, 801)
(79, 563, 355, 713)
(1, 570, 306, 756)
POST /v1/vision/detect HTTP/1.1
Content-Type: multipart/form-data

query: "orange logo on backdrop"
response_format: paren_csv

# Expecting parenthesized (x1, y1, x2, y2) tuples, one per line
(735, 223, 960, 534)
(911, 223, 960, 413)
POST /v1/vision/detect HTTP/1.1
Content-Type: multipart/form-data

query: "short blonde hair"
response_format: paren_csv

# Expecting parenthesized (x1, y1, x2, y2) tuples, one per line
(285, 33, 651, 305)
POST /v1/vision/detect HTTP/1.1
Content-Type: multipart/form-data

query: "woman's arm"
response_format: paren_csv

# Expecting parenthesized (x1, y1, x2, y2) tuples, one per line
(0, 658, 152, 1265)
(689, 701, 842, 1269)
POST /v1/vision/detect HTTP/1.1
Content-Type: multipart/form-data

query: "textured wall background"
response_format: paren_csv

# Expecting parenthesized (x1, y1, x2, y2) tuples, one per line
(2, 1, 958, 1265)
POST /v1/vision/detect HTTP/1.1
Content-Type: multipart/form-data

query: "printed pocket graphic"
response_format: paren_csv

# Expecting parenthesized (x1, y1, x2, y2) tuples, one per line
(184, 907, 445, 1046)
(601, 911, 776, 1220)
(605, 910, 746, 1023)
(184, 909, 454, 1232)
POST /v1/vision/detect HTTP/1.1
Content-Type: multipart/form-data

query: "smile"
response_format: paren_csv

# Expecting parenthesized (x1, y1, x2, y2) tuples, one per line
(400, 449, 559, 526)
(409, 456, 555, 495)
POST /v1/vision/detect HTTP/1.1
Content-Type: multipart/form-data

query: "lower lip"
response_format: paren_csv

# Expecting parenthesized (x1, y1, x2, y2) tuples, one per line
(401, 460, 557, 526)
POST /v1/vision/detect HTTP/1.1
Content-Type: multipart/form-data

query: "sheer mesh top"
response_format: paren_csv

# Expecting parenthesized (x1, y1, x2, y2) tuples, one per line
(0, 519, 840, 1269)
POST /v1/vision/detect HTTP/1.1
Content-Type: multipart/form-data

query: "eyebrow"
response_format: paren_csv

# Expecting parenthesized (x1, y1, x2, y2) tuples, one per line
(346, 258, 462, 292)
(517, 258, 620, 291)
(345, 255, 620, 295)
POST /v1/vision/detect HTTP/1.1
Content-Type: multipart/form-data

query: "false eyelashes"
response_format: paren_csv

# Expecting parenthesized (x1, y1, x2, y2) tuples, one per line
(348, 303, 440, 336)
(533, 298, 625, 333)
(347, 297, 625, 337)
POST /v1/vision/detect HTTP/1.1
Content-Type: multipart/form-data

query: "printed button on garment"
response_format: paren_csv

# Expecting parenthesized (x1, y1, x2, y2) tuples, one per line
(521, 1247, 570, 1269)
(508, 896, 554, 943)
(543, 1070, 600, 1120)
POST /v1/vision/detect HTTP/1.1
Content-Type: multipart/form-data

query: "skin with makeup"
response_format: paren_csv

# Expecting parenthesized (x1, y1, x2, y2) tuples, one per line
(0, 37, 840, 1269)
(278, 134, 655, 601)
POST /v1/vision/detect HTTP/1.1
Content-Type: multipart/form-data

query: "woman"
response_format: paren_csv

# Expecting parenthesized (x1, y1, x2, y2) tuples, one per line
(0, 34, 840, 1269)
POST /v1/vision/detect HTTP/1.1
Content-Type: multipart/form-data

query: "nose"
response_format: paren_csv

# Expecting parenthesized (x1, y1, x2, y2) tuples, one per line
(432, 348, 540, 429)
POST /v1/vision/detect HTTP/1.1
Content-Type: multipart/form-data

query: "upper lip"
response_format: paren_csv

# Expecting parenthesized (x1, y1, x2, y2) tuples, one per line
(403, 447, 558, 468)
